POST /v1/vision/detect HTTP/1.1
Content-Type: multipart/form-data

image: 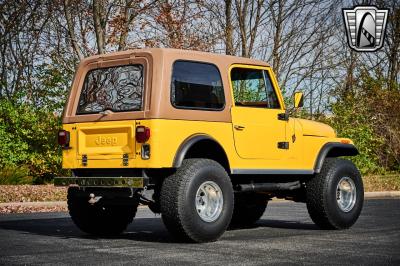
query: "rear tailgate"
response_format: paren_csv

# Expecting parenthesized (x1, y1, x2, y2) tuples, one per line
(75, 121, 135, 160)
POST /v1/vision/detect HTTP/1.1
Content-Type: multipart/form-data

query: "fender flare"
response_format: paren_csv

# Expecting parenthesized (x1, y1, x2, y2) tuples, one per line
(314, 142, 359, 173)
(172, 134, 228, 168)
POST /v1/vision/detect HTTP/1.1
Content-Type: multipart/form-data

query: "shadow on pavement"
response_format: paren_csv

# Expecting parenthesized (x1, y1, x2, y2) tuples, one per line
(0, 216, 174, 243)
(228, 219, 318, 231)
(0, 215, 318, 243)
(256, 219, 318, 230)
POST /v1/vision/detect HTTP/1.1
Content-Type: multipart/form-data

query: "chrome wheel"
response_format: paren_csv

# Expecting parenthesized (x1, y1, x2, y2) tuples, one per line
(195, 181, 224, 222)
(336, 177, 357, 212)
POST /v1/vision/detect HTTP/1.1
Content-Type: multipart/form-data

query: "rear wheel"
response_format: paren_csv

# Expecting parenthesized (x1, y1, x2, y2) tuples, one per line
(306, 158, 364, 229)
(67, 188, 138, 236)
(160, 159, 234, 243)
(230, 193, 269, 228)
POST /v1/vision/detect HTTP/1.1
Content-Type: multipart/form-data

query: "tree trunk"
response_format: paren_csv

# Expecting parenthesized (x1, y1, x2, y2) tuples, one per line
(236, 0, 249, 57)
(225, 0, 234, 55)
(271, 0, 282, 74)
(93, 0, 106, 54)
(387, 4, 400, 90)
(63, 0, 84, 60)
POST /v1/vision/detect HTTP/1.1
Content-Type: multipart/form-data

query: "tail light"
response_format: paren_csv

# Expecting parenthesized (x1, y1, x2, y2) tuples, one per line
(136, 126, 150, 143)
(58, 130, 70, 148)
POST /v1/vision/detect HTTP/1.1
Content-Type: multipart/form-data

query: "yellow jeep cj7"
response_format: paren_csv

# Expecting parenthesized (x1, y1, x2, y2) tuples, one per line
(55, 48, 363, 242)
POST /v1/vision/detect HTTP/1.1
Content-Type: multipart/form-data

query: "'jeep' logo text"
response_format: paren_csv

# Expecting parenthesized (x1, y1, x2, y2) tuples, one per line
(95, 136, 118, 146)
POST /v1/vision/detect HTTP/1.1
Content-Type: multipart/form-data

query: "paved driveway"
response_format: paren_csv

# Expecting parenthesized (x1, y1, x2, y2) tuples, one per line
(0, 199, 399, 265)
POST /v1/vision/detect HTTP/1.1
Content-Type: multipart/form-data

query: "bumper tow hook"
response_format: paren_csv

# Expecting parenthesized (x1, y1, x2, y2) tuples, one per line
(88, 193, 102, 205)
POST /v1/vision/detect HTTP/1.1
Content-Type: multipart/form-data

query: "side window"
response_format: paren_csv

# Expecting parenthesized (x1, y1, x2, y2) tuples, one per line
(171, 61, 225, 110)
(231, 67, 280, 109)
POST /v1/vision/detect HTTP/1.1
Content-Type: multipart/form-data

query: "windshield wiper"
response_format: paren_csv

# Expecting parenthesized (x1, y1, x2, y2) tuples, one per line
(99, 109, 113, 115)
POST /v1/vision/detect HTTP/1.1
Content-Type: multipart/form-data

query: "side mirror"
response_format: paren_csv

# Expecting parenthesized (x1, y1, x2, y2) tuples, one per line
(279, 91, 304, 121)
(294, 92, 304, 108)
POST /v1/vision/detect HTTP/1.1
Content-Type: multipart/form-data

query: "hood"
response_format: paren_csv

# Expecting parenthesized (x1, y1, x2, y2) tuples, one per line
(297, 119, 336, 138)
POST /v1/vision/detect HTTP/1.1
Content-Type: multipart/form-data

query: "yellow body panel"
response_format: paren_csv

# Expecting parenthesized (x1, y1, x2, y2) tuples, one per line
(63, 120, 237, 169)
(62, 118, 351, 172)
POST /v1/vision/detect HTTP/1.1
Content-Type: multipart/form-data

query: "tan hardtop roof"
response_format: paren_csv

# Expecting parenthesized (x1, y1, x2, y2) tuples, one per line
(63, 48, 277, 124)
(78, 48, 270, 67)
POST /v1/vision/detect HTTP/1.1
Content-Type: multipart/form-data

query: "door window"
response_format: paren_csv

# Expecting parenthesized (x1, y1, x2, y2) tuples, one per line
(231, 68, 280, 109)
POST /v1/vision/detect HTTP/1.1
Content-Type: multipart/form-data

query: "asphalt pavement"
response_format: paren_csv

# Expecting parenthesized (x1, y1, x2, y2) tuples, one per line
(0, 199, 399, 265)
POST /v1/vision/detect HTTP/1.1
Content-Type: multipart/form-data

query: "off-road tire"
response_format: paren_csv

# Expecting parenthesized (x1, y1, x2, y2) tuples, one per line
(306, 158, 364, 229)
(67, 188, 138, 236)
(160, 159, 234, 243)
(230, 193, 268, 228)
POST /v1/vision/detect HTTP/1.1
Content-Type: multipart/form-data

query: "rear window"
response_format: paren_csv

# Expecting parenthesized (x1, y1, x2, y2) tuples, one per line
(77, 65, 143, 115)
(171, 61, 225, 110)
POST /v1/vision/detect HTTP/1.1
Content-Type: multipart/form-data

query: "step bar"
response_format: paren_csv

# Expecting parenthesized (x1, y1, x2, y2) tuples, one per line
(54, 177, 146, 188)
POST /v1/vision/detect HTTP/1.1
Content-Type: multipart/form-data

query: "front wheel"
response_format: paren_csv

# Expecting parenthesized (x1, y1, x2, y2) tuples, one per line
(306, 158, 364, 229)
(160, 159, 234, 243)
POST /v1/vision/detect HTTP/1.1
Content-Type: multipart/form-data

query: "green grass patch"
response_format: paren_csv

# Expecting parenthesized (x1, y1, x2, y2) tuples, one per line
(0, 166, 33, 185)
(363, 174, 400, 192)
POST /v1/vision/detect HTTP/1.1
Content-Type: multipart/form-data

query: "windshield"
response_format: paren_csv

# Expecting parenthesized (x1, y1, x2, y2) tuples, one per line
(76, 64, 143, 115)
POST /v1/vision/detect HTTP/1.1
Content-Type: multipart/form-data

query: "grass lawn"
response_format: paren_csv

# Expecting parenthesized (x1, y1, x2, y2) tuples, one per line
(363, 174, 400, 192)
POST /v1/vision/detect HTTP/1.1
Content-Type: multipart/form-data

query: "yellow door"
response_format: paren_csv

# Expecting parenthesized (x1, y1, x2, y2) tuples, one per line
(230, 65, 287, 160)
(231, 107, 287, 159)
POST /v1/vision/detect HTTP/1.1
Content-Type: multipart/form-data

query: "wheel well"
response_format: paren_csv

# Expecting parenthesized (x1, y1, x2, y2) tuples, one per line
(325, 146, 358, 157)
(182, 139, 230, 173)
(314, 143, 359, 173)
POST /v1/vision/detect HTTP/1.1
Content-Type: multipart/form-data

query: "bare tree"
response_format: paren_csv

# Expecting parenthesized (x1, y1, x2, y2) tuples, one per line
(225, 0, 234, 55)
(61, 0, 156, 57)
(142, 0, 218, 51)
(0, 1, 49, 102)
(92, 0, 107, 54)
(384, 1, 400, 89)
(64, 0, 84, 60)
(1, 0, 398, 112)
(234, 0, 266, 58)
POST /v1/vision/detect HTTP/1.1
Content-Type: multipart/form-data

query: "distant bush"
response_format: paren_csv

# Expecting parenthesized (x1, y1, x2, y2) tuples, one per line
(322, 71, 400, 174)
(325, 99, 384, 174)
(0, 99, 63, 184)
